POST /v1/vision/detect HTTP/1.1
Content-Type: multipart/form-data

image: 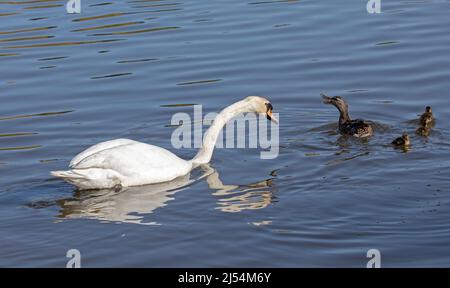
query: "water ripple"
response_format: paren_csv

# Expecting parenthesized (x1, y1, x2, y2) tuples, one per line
(176, 79, 222, 86)
(3, 39, 121, 49)
(89, 26, 179, 36)
(0, 110, 73, 121)
(117, 58, 157, 64)
(0, 132, 37, 138)
(91, 72, 133, 79)
(71, 21, 145, 32)
(0, 145, 41, 151)
(23, 3, 63, 9)
(0, 35, 54, 43)
(0, 26, 56, 35)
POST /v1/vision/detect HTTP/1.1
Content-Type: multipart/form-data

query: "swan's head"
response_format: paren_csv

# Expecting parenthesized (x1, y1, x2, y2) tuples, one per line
(244, 96, 278, 124)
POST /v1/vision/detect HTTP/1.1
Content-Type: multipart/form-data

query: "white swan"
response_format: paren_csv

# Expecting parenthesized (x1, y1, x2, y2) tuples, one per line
(51, 96, 277, 190)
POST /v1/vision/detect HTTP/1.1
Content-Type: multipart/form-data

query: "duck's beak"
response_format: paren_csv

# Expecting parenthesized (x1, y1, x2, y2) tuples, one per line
(266, 110, 278, 124)
(321, 94, 332, 104)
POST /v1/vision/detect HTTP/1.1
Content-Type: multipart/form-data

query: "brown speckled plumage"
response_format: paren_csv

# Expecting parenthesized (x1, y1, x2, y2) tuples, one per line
(392, 133, 410, 147)
(419, 106, 434, 127)
(322, 94, 374, 138)
(416, 126, 430, 137)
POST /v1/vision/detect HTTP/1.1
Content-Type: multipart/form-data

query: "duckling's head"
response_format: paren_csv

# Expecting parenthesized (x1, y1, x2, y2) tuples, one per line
(425, 106, 432, 113)
(322, 94, 348, 112)
(402, 133, 410, 141)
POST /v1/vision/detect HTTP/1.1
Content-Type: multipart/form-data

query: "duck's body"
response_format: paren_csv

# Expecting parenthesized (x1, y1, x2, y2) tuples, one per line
(322, 94, 373, 138)
(51, 96, 277, 190)
(419, 106, 434, 127)
(392, 133, 410, 147)
(339, 119, 373, 138)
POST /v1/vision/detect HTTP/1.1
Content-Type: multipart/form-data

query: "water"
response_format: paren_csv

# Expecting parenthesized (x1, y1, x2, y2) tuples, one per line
(1, 0, 450, 267)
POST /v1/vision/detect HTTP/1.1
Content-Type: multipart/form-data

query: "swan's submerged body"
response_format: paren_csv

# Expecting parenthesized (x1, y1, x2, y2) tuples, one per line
(51, 96, 277, 190)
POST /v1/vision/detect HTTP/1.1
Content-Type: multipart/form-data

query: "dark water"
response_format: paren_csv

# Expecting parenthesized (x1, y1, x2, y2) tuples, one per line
(1, 0, 450, 267)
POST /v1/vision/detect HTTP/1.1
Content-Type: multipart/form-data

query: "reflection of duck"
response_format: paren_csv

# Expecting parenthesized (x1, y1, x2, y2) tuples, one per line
(55, 165, 276, 224)
(51, 96, 277, 190)
(322, 94, 373, 138)
(392, 133, 410, 147)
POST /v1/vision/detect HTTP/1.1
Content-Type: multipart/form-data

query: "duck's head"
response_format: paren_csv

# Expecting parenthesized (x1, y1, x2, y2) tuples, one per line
(402, 133, 410, 142)
(322, 94, 349, 112)
(245, 96, 278, 124)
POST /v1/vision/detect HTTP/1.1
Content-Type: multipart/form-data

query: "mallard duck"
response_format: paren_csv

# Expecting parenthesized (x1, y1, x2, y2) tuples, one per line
(419, 106, 434, 127)
(322, 94, 374, 138)
(416, 126, 430, 137)
(392, 133, 410, 147)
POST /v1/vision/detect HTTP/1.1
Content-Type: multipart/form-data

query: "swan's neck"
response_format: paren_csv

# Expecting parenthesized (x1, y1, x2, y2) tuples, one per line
(191, 100, 251, 166)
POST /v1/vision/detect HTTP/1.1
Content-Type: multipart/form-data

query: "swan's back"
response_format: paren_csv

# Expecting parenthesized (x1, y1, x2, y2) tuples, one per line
(70, 138, 136, 168)
(52, 138, 192, 189)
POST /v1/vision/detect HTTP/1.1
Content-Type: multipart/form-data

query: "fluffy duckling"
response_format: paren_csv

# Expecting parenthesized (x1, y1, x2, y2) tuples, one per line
(419, 106, 434, 127)
(416, 126, 431, 137)
(322, 94, 374, 138)
(392, 133, 410, 147)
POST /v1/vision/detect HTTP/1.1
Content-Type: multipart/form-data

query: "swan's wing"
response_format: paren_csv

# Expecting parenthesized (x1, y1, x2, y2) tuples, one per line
(70, 138, 137, 168)
(71, 142, 192, 185)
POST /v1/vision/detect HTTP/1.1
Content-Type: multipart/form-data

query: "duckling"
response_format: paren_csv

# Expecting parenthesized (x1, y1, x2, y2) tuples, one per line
(322, 94, 374, 138)
(419, 106, 434, 127)
(392, 133, 410, 147)
(416, 126, 431, 137)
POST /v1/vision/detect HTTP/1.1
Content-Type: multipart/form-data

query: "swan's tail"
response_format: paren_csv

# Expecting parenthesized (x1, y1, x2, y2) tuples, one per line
(51, 169, 122, 190)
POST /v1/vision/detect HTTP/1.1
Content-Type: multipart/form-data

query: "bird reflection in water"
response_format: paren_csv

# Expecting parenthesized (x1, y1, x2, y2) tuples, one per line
(205, 168, 275, 213)
(54, 165, 276, 224)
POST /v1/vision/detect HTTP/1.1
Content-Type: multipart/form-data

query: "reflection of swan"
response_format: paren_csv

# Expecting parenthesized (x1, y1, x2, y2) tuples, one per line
(55, 165, 276, 224)
(56, 172, 200, 225)
(204, 166, 275, 213)
(51, 96, 277, 190)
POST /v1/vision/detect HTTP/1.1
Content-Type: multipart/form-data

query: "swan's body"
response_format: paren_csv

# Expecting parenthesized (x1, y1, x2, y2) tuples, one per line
(51, 96, 277, 190)
(322, 94, 374, 138)
(52, 139, 192, 189)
